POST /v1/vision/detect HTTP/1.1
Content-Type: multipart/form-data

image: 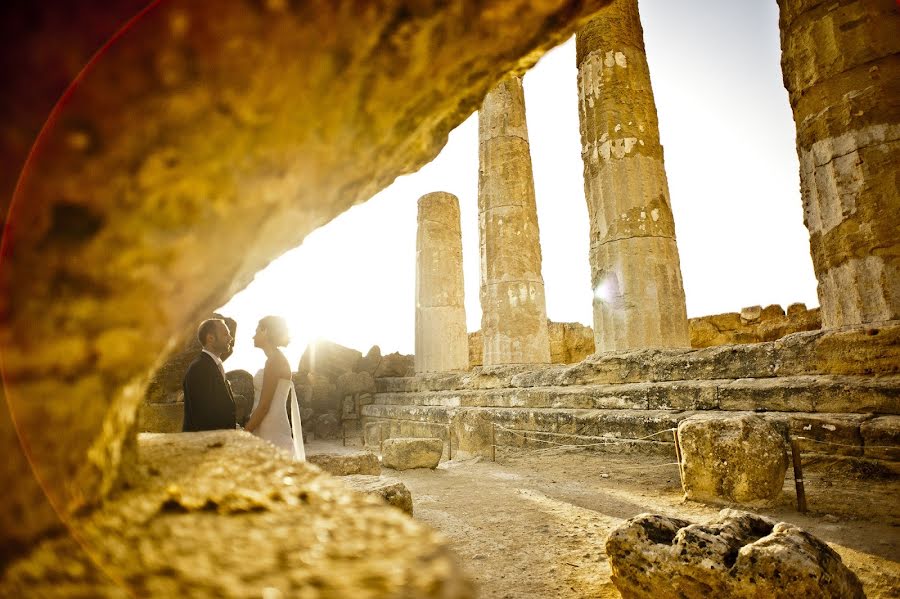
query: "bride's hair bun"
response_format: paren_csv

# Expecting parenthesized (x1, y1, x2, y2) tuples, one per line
(259, 315, 290, 347)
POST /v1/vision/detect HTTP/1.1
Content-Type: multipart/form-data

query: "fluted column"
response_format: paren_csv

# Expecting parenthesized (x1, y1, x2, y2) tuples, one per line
(779, 0, 900, 328)
(478, 75, 551, 365)
(415, 192, 469, 373)
(576, 0, 690, 352)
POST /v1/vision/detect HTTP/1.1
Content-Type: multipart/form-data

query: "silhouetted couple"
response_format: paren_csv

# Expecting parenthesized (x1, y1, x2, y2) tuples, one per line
(182, 316, 305, 461)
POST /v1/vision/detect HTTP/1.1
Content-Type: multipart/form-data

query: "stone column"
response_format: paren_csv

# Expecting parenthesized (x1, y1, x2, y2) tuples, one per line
(779, 0, 900, 328)
(415, 192, 469, 373)
(576, 0, 690, 353)
(478, 75, 551, 365)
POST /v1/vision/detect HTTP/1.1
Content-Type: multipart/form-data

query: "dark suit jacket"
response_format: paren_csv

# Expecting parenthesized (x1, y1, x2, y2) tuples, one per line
(182, 352, 236, 431)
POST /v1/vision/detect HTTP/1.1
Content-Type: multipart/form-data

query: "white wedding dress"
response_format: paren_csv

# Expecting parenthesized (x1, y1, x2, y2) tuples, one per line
(252, 370, 306, 461)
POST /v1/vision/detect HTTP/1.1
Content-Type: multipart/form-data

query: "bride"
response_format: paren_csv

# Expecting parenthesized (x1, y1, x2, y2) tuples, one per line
(244, 315, 305, 461)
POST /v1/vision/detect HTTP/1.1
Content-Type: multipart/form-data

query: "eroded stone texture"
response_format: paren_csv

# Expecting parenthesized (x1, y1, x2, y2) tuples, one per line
(415, 192, 468, 374)
(0, 431, 465, 596)
(778, 0, 900, 328)
(689, 304, 821, 348)
(307, 451, 381, 477)
(0, 0, 612, 555)
(606, 509, 866, 599)
(677, 415, 789, 507)
(382, 437, 444, 470)
(478, 75, 551, 366)
(576, 0, 690, 352)
(469, 320, 596, 368)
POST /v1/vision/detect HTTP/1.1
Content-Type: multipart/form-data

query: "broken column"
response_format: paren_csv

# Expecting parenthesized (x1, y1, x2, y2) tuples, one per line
(576, 0, 690, 352)
(778, 0, 900, 328)
(415, 191, 469, 373)
(478, 75, 551, 366)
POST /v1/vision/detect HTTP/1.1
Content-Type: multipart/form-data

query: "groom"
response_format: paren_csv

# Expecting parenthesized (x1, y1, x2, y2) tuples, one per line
(182, 318, 237, 431)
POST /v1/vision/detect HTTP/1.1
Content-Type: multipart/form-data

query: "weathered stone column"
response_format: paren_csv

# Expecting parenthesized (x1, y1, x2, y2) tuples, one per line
(778, 0, 900, 328)
(415, 192, 469, 373)
(576, 0, 690, 352)
(478, 75, 551, 365)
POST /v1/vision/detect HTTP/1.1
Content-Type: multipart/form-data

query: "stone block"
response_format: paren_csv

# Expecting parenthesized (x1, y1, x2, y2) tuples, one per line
(307, 451, 381, 476)
(677, 414, 788, 506)
(860, 416, 900, 461)
(606, 509, 865, 599)
(314, 413, 341, 440)
(138, 402, 183, 433)
(342, 475, 414, 516)
(740, 305, 762, 323)
(451, 409, 494, 459)
(381, 438, 443, 470)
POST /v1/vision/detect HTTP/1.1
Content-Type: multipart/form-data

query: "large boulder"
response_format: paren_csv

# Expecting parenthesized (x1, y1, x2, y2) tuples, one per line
(307, 451, 381, 476)
(382, 438, 443, 470)
(606, 510, 865, 599)
(298, 340, 362, 381)
(677, 414, 788, 507)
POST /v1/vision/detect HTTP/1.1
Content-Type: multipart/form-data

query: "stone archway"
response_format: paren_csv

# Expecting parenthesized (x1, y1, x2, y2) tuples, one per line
(0, 0, 612, 563)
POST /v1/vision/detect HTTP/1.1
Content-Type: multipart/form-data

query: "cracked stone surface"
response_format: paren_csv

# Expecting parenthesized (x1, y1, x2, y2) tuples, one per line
(478, 75, 551, 366)
(415, 192, 468, 374)
(778, 0, 900, 328)
(0, 0, 612, 555)
(0, 431, 469, 597)
(606, 509, 866, 599)
(576, 0, 690, 352)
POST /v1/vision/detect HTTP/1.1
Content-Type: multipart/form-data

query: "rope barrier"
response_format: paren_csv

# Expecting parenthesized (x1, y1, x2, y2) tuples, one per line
(491, 423, 678, 450)
(794, 436, 897, 451)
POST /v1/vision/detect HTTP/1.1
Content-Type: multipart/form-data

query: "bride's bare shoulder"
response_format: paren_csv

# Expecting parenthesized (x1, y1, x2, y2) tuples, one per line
(265, 352, 292, 378)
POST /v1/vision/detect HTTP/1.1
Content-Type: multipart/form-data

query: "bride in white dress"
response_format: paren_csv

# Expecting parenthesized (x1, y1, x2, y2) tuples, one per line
(245, 316, 305, 461)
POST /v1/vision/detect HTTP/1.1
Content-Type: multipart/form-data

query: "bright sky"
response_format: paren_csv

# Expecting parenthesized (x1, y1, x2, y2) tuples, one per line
(220, 0, 818, 373)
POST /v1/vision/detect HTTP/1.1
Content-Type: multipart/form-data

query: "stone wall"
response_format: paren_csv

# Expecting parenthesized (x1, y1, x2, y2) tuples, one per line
(689, 303, 821, 348)
(366, 322, 900, 465)
(469, 321, 595, 368)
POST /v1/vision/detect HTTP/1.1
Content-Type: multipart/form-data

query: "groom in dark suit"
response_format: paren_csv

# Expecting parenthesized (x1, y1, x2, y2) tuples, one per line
(182, 318, 237, 431)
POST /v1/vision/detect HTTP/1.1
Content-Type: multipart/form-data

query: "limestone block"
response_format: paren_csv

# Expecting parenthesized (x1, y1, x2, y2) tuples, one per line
(677, 415, 788, 506)
(314, 413, 341, 440)
(342, 475, 414, 516)
(0, 431, 462, 595)
(364, 421, 386, 448)
(740, 305, 762, 323)
(606, 509, 865, 599)
(468, 331, 484, 368)
(336, 371, 375, 396)
(382, 438, 443, 470)
(374, 352, 415, 378)
(137, 402, 183, 433)
(860, 416, 900, 461)
(451, 409, 494, 459)
(357, 345, 382, 374)
(307, 451, 381, 476)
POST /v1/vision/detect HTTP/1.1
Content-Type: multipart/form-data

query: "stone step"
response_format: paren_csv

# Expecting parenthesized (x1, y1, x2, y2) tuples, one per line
(372, 375, 900, 414)
(376, 322, 900, 393)
(360, 405, 899, 461)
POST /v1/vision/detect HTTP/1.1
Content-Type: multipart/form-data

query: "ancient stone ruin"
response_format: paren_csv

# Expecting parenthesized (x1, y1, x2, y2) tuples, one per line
(0, 0, 897, 596)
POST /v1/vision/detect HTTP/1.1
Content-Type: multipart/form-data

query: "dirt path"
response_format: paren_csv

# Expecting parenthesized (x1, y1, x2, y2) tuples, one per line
(373, 446, 900, 598)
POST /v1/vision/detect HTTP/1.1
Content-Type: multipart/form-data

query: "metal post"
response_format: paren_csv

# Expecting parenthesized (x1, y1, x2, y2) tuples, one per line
(790, 438, 807, 513)
(448, 424, 453, 460)
(672, 428, 685, 486)
(379, 422, 385, 453)
(491, 422, 496, 462)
